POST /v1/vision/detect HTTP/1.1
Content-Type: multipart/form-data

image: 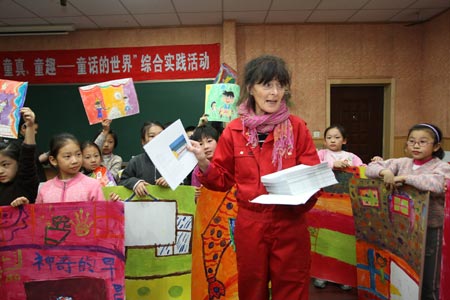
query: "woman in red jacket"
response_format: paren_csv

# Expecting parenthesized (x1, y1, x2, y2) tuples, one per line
(188, 55, 320, 300)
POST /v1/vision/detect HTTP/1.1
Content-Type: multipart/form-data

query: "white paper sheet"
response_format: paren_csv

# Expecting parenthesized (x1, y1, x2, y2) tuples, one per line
(251, 162, 337, 205)
(143, 119, 198, 190)
(251, 189, 319, 205)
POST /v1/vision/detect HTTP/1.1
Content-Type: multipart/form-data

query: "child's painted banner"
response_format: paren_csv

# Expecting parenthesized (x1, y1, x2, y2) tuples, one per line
(0, 201, 125, 300)
(191, 186, 239, 300)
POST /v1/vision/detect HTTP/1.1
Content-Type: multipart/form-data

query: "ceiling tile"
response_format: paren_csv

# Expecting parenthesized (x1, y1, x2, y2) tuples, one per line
(307, 10, 357, 22)
(172, 0, 221, 13)
(411, 0, 450, 8)
(0, 0, 448, 29)
(1, 17, 48, 25)
(69, 0, 128, 15)
(266, 10, 312, 23)
(179, 12, 222, 25)
(364, 0, 416, 9)
(89, 14, 140, 28)
(45, 16, 99, 29)
(390, 7, 446, 21)
(224, 0, 271, 11)
(270, 0, 321, 10)
(133, 13, 180, 27)
(0, 0, 35, 18)
(349, 9, 400, 22)
(224, 11, 267, 23)
(120, 0, 175, 14)
(317, 0, 369, 10)
(14, 0, 82, 17)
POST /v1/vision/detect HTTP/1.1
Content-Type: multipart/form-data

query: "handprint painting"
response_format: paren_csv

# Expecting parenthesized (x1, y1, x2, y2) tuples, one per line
(0, 79, 28, 138)
(79, 78, 140, 125)
(0, 201, 125, 300)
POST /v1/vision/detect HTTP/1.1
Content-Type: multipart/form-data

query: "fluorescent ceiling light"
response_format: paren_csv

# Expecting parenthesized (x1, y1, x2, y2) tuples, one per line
(0, 24, 75, 36)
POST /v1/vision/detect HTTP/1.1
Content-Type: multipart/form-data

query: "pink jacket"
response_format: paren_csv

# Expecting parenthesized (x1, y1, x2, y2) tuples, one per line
(36, 172, 105, 203)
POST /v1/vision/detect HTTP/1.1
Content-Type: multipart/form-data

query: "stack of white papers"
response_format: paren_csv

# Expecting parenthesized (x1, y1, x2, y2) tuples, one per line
(251, 163, 337, 205)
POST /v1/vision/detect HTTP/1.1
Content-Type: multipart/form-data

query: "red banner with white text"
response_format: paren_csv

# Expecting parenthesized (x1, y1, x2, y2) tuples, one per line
(0, 43, 220, 84)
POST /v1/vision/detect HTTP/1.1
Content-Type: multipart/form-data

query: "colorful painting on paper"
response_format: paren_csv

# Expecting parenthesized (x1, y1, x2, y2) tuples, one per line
(103, 184, 196, 300)
(191, 186, 239, 300)
(440, 179, 450, 300)
(308, 167, 360, 287)
(213, 63, 238, 84)
(349, 178, 429, 300)
(204, 83, 240, 122)
(79, 78, 140, 125)
(0, 79, 28, 138)
(0, 201, 125, 300)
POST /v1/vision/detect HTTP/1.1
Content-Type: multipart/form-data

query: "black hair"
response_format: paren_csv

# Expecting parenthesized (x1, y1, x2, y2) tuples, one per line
(81, 140, 102, 157)
(140, 121, 164, 141)
(94, 129, 119, 149)
(238, 55, 291, 111)
(80, 140, 103, 173)
(184, 125, 196, 138)
(191, 124, 219, 142)
(49, 133, 80, 158)
(407, 123, 444, 159)
(0, 141, 21, 162)
(222, 91, 234, 97)
(324, 124, 348, 151)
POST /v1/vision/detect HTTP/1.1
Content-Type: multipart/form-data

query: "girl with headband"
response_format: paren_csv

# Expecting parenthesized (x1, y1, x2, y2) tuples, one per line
(366, 123, 450, 300)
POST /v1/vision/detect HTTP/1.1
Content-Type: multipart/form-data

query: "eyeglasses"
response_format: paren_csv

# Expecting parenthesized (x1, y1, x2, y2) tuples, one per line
(406, 140, 434, 147)
(260, 82, 285, 92)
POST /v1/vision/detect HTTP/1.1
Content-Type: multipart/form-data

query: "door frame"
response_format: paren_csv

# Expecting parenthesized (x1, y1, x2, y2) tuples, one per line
(326, 78, 396, 159)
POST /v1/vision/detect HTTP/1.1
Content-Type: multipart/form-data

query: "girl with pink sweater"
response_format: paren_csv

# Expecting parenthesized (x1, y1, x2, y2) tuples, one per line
(36, 133, 105, 203)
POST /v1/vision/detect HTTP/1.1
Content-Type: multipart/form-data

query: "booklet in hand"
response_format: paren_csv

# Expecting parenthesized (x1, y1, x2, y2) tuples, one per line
(251, 163, 337, 205)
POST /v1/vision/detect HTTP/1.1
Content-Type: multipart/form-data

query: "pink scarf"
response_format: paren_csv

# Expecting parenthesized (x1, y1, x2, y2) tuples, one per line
(238, 100, 294, 170)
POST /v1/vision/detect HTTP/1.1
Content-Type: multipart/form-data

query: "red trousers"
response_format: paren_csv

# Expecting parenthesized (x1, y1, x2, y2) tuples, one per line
(234, 205, 311, 300)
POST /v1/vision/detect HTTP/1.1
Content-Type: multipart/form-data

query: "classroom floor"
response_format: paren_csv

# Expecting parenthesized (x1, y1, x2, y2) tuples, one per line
(309, 279, 358, 300)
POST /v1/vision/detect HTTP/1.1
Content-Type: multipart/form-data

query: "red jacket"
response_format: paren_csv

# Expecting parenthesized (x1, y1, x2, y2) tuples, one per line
(197, 115, 320, 212)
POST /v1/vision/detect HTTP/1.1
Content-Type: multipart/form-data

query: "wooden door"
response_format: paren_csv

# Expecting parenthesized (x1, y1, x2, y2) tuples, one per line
(330, 86, 384, 164)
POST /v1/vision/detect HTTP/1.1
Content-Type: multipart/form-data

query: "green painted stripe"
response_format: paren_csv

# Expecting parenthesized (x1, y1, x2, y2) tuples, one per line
(311, 228, 356, 265)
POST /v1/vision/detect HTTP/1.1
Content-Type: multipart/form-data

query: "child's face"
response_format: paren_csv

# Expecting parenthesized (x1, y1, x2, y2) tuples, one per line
(102, 133, 115, 155)
(0, 154, 18, 183)
(50, 141, 82, 180)
(223, 95, 235, 104)
(406, 129, 439, 161)
(82, 145, 102, 172)
(324, 128, 346, 152)
(199, 136, 218, 160)
(141, 125, 163, 145)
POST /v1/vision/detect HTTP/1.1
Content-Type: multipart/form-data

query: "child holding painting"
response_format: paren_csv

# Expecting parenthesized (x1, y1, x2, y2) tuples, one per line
(118, 121, 170, 197)
(94, 119, 123, 181)
(365, 123, 450, 300)
(36, 133, 107, 203)
(313, 124, 364, 290)
(1, 107, 40, 207)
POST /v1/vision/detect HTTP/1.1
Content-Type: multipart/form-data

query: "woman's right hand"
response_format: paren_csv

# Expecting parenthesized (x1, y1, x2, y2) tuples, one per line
(187, 140, 210, 172)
